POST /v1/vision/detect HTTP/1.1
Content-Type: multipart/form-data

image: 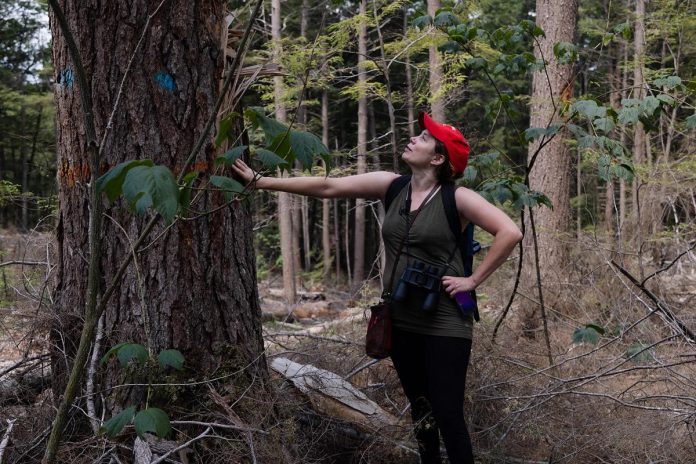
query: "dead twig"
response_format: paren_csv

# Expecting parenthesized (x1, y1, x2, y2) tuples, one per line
(610, 260, 695, 342)
(0, 419, 16, 463)
(149, 427, 211, 464)
(0, 260, 47, 268)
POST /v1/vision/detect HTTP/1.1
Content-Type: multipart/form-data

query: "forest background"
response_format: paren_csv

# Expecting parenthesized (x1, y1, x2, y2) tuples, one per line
(1, 0, 695, 462)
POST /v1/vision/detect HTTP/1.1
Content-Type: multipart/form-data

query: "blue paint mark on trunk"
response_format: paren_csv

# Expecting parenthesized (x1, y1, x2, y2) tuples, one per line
(57, 68, 74, 88)
(154, 71, 176, 92)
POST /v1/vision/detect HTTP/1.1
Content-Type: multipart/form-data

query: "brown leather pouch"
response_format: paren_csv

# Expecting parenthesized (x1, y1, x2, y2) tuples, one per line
(365, 301, 392, 359)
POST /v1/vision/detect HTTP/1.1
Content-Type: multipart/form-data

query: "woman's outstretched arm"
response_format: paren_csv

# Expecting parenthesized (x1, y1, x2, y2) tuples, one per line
(231, 159, 400, 200)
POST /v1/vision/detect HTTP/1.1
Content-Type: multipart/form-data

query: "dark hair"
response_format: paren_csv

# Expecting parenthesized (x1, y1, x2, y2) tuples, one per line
(434, 140, 462, 184)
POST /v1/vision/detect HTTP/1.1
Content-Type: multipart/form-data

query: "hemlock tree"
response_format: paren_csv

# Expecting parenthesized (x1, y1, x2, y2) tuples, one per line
(525, 0, 578, 285)
(50, 0, 265, 425)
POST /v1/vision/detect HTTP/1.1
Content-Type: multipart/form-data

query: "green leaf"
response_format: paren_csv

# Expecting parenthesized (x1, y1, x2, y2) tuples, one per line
(210, 175, 245, 202)
(215, 145, 248, 166)
(134, 408, 171, 439)
(178, 171, 198, 213)
(624, 342, 653, 362)
(463, 166, 477, 185)
(122, 165, 180, 223)
(611, 163, 634, 182)
(215, 113, 238, 148)
(256, 148, 290, 171)
(96, 160, 154, 202)
(553, 41, 577, 64)
(524, 125, 561, 142)
(613, 21, 632, 40)
(116, 343, 149, 367)
(245, 107, 287, 143)
(656, 94, 675, 106)
(289, 131, 330, 170)
(465, 57, 487, 70)
(585, 323, 606, 335)
(412, 14, 432, 30)
(641, 96, 660, 116)
(618, 106, 640, 125)
(652, 75, 681, 89)
(686, 113, 696, 130)
(593, 117, 615, 134)
(434, 11, 460, 28)
(438, 40, 461, 54)
(100, 342, 130, 365)
(157, 349, 184, 371)
(571, 100, 603, 119)
(572, 324, 604, 345)
(100, 406, 136, 438)
(519, 19, 544, 38)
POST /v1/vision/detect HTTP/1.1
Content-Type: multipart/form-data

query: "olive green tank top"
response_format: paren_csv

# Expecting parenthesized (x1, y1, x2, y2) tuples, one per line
(382, 184, 474, 339)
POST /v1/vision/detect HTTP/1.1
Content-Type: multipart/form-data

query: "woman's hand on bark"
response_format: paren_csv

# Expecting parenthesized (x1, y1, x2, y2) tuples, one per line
(231, 159, 259, 187)
(441, 275, 477, 297)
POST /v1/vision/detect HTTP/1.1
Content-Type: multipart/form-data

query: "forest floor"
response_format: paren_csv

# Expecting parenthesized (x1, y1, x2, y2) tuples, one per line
(2, 228, 696, 463)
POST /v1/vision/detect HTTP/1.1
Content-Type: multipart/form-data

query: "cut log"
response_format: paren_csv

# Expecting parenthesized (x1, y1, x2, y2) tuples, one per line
(270, 357, 397, 432)
(0, 365, 51, 405)
(267, 288, 326, 301)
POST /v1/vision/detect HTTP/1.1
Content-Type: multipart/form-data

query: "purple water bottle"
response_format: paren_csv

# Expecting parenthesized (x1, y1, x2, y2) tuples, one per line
(454, 291, 476, 315)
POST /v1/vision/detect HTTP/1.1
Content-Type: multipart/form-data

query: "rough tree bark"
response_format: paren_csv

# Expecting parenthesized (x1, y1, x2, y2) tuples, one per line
(427, 0, 445, 121)
(51, 0, 265, 409)
(525, 0, 577, 284)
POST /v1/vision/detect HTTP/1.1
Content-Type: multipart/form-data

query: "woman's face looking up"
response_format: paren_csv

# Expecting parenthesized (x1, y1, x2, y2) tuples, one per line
(402, 130, 442, 169)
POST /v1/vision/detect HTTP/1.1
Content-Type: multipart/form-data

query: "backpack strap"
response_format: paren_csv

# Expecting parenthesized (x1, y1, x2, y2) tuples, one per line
(441, 183, 481, 322)
(383, 175, 411, 213)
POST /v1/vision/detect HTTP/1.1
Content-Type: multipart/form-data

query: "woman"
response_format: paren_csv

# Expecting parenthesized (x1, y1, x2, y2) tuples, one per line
(232, 112, 522, 463)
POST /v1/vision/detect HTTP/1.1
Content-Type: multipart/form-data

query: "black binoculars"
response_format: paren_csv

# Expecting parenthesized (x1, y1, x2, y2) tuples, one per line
(392, 261, 443, 312)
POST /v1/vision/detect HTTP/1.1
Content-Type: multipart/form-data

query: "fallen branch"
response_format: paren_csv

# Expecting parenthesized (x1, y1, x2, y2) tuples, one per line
(171, 420, 268, 435)
(149, 427, 211, 464)
(0, 365, 51, 406)
(270, 357, 398, 432)
(0, 419, 16, 463)
(0, 260, 47, 269)
(610, 260, 695, 342)
(265, 332, 359, 346)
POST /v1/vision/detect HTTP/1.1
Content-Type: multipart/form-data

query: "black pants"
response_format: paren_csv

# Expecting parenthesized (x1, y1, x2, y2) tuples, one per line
(390, 326, 474, 464)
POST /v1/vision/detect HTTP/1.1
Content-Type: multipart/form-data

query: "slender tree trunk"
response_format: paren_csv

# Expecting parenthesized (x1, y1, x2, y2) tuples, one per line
(50, 0, 265, 412)
(427, 0, 445, 121)
(632, 0, 646, 233)
(368, 102, 387, 282)
(524, 0, 577, 288)
(619, 41, 628, 233)
(344, 199, 352, 288)
(299, 0, 312, 272)
(353, 0, 368, 289)
(404, 8, 415, 139)
(333, 197, 341, 285)
(605, 59, 620, 236)
(20, 145, 29, 231)
(272, 0, 296, 303)
(321, 91, 332, 284)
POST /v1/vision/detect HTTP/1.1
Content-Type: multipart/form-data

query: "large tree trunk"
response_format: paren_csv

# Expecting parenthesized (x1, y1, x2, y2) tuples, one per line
(353, 0, 368, 289)
(427, 0, 445, 121)
(51, 0, 265, 403)
(524, 0, 577, 297)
